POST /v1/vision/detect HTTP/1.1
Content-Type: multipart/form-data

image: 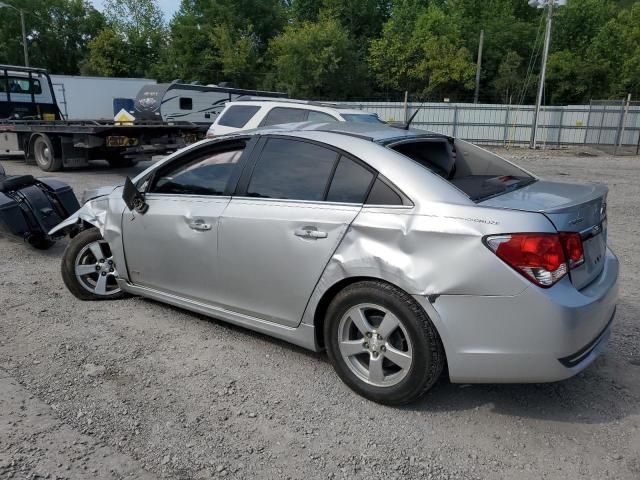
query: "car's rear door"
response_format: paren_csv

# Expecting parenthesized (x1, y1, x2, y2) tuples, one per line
(121, 138, 252, 302)
(216, 136, 376, 327)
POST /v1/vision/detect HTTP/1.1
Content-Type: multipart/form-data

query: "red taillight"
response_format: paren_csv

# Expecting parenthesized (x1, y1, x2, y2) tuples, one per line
(560, 232, 584, 268)
(485, 233, 568, 287)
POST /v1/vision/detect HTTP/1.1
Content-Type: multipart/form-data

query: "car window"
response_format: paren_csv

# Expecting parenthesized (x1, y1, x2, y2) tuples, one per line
(179, 97, 193, 110)
(307, 110, 338, 123)
(260, 107, 308, 127)
(366, 178, 403, 205)
(326, 156, 374, 203)
(217, 105, 261, 128)
(246, 138, 337, 201)
(152, 148, 244, 196)
(1, 77, 42, 95)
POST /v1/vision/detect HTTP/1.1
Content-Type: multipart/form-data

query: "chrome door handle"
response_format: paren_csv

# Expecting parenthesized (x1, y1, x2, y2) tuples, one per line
(187, 219, 212, 231)
(294, 226, 328, 239)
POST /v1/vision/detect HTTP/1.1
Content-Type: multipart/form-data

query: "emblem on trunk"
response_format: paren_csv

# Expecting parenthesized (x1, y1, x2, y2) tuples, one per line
(569, 216, 584, 226)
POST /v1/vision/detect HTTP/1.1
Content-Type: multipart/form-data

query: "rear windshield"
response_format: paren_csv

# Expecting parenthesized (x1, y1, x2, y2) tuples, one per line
(388, 138, 535, 201)
(341, 113, 384, 124)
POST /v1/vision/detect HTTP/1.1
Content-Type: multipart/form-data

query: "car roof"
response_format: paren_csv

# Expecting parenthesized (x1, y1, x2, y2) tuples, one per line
(227, 97, 383, 115)
(239, 120, 446, 143)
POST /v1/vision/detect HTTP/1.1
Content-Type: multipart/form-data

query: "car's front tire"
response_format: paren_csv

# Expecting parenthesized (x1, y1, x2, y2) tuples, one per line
(325, 280, 445, 405)
(61, 228, 126, 301)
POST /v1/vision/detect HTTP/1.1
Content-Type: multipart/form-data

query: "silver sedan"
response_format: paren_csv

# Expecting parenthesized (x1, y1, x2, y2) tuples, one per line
(52, 122, 619, 405)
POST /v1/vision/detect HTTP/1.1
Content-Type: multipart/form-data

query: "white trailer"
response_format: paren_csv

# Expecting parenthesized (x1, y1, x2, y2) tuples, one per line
(50, 74, 155, 120)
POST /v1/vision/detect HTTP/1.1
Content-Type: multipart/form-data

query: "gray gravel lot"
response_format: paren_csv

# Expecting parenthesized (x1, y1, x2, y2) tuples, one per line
(1, 151, 639, 480)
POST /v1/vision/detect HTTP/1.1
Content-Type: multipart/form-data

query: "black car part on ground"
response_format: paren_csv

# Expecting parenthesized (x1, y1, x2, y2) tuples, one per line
(0, 164, 80, 249)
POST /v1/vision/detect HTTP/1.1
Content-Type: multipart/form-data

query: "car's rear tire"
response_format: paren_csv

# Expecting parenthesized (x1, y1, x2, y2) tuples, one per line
(61, 228, 126, 301)
(324, 280, 444, 405)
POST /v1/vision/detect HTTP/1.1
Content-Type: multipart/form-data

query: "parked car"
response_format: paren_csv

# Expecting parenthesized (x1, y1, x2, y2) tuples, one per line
(51, 122, 618, 405)
(206, 98, 384, 137)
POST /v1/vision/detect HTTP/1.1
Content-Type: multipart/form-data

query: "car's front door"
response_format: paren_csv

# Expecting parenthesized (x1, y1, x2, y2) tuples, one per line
(217, 137, 376, 327)
(121, 139, 249, 302)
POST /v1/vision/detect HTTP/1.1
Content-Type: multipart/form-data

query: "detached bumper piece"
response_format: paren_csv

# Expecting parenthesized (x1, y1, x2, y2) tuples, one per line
(558, 307, 616, 368)
(0, 166, 80, 249)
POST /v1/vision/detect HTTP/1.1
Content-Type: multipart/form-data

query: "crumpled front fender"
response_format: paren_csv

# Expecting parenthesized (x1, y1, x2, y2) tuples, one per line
(48, 197, 109, 236)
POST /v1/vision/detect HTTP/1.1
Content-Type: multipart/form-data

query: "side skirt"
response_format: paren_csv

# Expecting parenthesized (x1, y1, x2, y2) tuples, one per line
(117, 280, 319, 351)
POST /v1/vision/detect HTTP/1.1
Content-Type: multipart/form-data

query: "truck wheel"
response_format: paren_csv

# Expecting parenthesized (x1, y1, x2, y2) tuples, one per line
(33, 135, 62, 172)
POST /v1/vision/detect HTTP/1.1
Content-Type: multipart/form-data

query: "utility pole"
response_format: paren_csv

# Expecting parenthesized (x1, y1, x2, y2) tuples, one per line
(474, 30, 484, 104)
(530, 1, 553, 148)
(0, 2, 28, 67)
(20, 9, 28, 67)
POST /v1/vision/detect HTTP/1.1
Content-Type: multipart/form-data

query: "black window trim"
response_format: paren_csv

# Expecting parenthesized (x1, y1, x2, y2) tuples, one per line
(144, 136, 258, 197)
(234, 134, 412, 206)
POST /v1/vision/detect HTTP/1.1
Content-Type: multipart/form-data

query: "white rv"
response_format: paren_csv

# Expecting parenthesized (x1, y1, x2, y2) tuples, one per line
(133, 81, 286, 125)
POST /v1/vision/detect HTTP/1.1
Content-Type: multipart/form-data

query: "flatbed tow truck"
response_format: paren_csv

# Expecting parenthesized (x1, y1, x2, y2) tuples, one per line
(0, 65, 203, 171)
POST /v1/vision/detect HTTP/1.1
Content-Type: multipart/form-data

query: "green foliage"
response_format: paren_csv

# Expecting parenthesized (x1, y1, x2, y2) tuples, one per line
(0, 0, 105, 74)
(82, 0, 166, 78)
(2, 0, 640, 103)
(80, 28, 130, 77)
(265, 17, 365, 98)
(494, 51, 523, 104)
(369, 2, 475, 100)
(591, 2, 640, 98)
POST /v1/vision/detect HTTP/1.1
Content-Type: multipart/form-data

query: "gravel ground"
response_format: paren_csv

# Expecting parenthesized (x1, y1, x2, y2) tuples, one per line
(0, 150, 639, 480)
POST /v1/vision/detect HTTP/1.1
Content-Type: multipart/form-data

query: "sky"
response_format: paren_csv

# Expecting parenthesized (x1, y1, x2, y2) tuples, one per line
(90, 0, 180, 21)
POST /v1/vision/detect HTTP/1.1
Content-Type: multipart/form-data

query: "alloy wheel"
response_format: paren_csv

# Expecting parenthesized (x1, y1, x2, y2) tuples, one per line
(337, 303, 413, 387)
(74, 239, 121, 296)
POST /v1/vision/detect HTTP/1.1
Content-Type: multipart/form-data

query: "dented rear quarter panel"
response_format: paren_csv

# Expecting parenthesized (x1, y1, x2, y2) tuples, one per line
(300, 200, 557, 330)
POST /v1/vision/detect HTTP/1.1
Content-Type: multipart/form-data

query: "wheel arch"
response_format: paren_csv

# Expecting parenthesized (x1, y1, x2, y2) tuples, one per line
(310, 276, 448, 357)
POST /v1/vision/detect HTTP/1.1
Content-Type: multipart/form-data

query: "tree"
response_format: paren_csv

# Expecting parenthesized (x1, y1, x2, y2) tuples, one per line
(80, 28, 130, 77)
(211, 24, 260, 87)
(590, 2, 640, 98)
(104, 0, 166, 77)
(369, 2, 475, 100)
(0, 0, 105, 74)
(265, 17, 365, 98)
(494, 50, 523, 104)
(162, 0, 286, 84)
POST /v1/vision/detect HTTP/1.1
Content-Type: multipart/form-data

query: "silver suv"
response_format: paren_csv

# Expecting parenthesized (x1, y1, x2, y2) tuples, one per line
(206, 98, 383, 137)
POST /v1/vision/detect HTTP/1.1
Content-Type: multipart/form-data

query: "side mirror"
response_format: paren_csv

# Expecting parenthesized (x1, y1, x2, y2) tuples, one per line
(122, 177, 148, 214)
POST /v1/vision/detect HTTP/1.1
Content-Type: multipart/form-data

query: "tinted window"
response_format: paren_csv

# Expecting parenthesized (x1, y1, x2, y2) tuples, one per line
(366, 179, 403, 205)
(179, 97, 193, 110)
(260, 107, 308, 127)
(326, 156, 374, 203)
(247, 139, 337, 201)
(218, 105, 261, 128)
(307, 110, 338, 123)
(153, 148, 243, 195)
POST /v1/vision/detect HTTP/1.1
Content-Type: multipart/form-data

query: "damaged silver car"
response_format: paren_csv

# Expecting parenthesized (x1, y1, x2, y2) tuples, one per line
(51, 122, 619, 405)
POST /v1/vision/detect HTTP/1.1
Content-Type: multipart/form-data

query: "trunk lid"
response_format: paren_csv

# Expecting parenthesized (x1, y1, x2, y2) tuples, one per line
(481, 180, 608, 290)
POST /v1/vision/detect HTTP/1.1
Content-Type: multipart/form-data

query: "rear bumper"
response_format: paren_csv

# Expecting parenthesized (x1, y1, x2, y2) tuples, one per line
(417, 247, 619, 383)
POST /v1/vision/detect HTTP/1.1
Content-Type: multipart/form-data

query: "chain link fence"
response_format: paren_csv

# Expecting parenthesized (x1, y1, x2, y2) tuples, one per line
(341, 99, 640, 155)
